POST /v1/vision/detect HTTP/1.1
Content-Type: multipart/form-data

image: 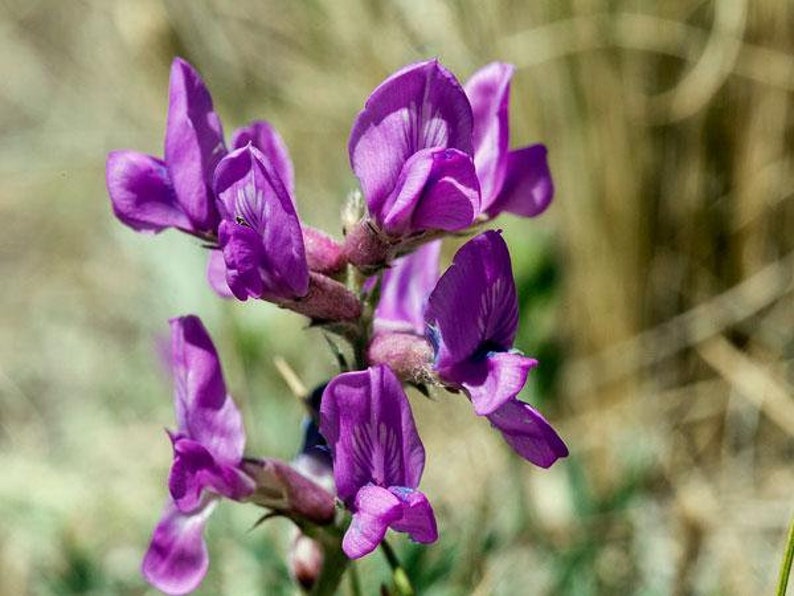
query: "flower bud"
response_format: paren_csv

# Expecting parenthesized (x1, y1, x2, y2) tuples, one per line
(289, 533, 324, 591)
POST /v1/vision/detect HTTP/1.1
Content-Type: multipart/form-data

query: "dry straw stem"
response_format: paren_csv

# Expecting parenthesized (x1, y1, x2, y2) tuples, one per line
(697, 336, 794, 437)
(564, 251, 794, 398)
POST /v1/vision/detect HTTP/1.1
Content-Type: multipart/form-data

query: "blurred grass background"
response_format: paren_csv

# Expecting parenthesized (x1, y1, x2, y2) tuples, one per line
(1, 0, 792, 594)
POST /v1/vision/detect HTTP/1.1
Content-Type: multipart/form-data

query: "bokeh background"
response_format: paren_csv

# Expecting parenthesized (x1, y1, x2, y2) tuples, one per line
(1, 0, 792, 594)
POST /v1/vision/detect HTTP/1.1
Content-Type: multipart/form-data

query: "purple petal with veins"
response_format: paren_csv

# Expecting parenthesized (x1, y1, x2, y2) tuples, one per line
(487, 144, 554, 218)
(168, 435, 254, 512)
(375, 240, 441, 336)
(319, 366, 425, 505)
(449, 351, 538, 416)
(425, 230, 518, 372)
(142, 502, 215, 596)
(231, 120, 295, 198)
(214, 145, 309, 300)
(170, 315, 245, 466)
(486, 399, 568, 467)
(342, 484, 402, 559)
(106, 151, 191, 233)
(379, 148, 480, 235)
(164, 58, 226, 233)
(206, 250, 234, 299)
(464, 62, 513, 211)
(349, 59, 474, 223)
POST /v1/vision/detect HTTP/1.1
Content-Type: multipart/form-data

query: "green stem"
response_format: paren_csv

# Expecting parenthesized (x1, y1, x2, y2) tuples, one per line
(380, 539, 415, 596)
(309, 539, 349, 596)
(776, 518, 794, 596)
(347, 562, 363, 596)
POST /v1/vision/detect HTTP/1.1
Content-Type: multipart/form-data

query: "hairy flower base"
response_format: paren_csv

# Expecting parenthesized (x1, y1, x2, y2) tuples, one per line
(276, 272, 362, 322)
(342, 218, 397, 273)
(367, 332, 433, 384)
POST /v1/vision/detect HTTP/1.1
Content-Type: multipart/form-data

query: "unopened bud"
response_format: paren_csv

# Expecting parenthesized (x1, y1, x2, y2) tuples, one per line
(289, 533, 324, 591)
(242, 458, 336, 525)
(303, 226, 347, 275)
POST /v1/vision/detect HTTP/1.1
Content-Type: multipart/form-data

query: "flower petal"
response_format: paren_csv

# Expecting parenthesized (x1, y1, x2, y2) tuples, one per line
(231, 120, 295, 198)
(214, 145, 309, 299)
(141, 501, 215, 596)
(206, 249, 234, 299)
(168, 436, 254, 511)
(487, 145, 553, 218)
(375, 240, 441, 336)
(464, 62, 513, 211)
(486, 398, 568, 467)
(380, 148, 480, 235)
(342, 484, 402, 559)
(388, 486, 438, 544)
(320, 366, 425, 504)
(349, 59, 473, 217)
(426, 230, 518, 370)
(217, 220, 266, 300)
(170, 315, 245, 464)
(164, 58, 225, 233)
(456, 352, 538, 416)
(106, 151, 191, 233)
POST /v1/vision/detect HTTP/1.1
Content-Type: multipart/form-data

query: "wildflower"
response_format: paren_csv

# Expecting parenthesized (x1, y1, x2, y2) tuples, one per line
(425, 231, 567, 466)
(214, 144, 309, 301)
(106, 58, 225, 236)
(465, 62, 554, 218)
(142, 315, 254, 595)
(344, 60, 480, 269)
(320, 365, 437, 558)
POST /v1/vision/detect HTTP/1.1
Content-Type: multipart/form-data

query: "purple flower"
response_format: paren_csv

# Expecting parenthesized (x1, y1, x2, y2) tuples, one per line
(320, 365, 437, 559)
(464, 62, 554, 218)
(214, 144, 309, 301)
(374, 240, 441, 336)
(348, 60, 480, 237)
(143, 315, 253, 595)
(107, 58, 226, 237)
(425, 231, 567, 467)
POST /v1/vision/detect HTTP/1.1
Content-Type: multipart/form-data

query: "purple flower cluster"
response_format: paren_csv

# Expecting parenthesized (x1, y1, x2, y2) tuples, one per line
(108, 57, 566, 595)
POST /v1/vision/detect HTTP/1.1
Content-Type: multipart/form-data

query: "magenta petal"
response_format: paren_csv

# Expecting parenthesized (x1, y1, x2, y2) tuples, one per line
(141, 502, 215, 596)
(231, 120, 295, 198)
(319, 366, 425, 504)
(375, 240, 441, 336)
(379, 148, 479, 235)
(465, 62, 513, 211)
(164, 58, 225, 233)
(349, 60, 473, 217)
(388, 487, 438, 544)
(168, 436, 254, 511)
(376, 148, 434, 232)
(457, 352, 538, 416)
(488, 145, 553, 218)
(217, 220, 266, 300)
(214, 145, 309, 300)
(342, 485, 402, 559)
(106, 151, 191, 233)
(486, 399, 568, 467)
(170, 316, 245, 465)
(426, 230, 519, 370)
(206, 250, 234, 299)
